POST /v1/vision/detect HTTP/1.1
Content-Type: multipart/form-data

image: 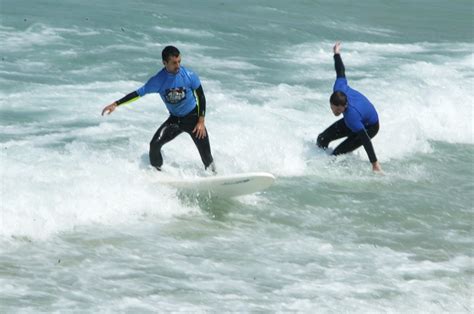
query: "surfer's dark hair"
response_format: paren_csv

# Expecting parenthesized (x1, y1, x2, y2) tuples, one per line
(162, 46, 180, 61)
(330, 91, 347, 107)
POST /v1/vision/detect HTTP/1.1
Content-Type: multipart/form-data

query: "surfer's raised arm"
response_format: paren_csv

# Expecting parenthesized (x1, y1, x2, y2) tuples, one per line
(333, 41, 345, 78)
(316, 42, 382, 173)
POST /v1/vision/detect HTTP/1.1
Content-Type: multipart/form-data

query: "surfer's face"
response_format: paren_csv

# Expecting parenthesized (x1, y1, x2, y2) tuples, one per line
(331, 103, 346, 116)
(163, 55, 181, 74)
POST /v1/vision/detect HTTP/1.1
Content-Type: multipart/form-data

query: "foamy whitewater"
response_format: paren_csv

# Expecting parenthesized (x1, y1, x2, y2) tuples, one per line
(1, 0, 473, 312)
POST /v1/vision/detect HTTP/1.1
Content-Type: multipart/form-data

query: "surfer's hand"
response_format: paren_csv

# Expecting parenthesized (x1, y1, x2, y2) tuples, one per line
(372, 161, 382, 173)
(193, 117, 207, 139)
(333, 41, 341, 54)
(101, 102, 117, 116)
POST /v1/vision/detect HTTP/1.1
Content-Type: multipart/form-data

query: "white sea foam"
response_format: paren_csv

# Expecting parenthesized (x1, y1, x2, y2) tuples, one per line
(154, 26, 214, 38)
(0, 24, 100, 53)
(0, 24, 63, 52)
(0, 144, 197, 239)
(0, 82, 194, 239)
(187, 54, 260, 74)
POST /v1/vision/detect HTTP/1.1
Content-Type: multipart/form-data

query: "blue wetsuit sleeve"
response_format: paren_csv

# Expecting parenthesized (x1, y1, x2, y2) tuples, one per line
(136, 82, 151, 97)
(188, 69, 201, 90)
(136, 75, 161, 97)
(357, 129, 378, 163)
(136, 86, 147, 97)
(333, 78, 348, 92)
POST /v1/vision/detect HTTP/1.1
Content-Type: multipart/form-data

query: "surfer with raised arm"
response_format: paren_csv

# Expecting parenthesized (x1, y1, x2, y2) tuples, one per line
(102, 46, 216, 173)
(317, 42, 382, 172)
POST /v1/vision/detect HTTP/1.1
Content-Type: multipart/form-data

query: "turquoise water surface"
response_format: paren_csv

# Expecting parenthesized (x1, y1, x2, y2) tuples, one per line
(1, 0, 473, 312)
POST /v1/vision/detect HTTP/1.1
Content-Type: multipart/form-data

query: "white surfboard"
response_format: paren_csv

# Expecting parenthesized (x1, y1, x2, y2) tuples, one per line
(158, 172, 276, 198)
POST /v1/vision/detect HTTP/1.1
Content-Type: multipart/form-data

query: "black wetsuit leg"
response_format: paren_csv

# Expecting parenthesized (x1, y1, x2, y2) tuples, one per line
(149, 116, 182, 169)
(317, 118, 351, 149)
(149, 109, 214, 170)
(333, 122, 379, 155)
(176, 110, 214, 169)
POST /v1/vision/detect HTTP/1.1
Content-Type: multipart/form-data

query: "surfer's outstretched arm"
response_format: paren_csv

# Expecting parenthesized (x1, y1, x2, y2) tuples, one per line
(101, 91, 141, 115)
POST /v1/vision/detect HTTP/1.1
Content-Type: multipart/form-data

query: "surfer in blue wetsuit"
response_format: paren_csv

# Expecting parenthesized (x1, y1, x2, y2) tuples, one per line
(102, 46, 216, 172)
(317, 42, 382, 172)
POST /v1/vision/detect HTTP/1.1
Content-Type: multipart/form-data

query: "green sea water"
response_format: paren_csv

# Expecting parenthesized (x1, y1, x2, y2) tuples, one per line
(1, 0, 473, 312)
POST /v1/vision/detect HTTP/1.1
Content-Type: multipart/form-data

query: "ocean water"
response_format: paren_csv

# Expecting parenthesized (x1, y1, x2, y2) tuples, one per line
(1, 0, 473, 312)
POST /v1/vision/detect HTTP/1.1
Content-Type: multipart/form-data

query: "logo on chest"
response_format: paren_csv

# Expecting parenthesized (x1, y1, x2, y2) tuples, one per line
(165, 87, 186, 104)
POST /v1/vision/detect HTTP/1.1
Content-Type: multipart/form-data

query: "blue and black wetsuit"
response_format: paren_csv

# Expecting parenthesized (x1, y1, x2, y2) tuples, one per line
(317, 54, 380, 163)
(115, 66, 213, 170)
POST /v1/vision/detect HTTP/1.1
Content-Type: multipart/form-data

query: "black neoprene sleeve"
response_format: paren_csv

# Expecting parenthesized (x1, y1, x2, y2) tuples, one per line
(116, 91, 139, 106)
(334, 54, 346, 78)
(357, 129, 377, 163)
(195, 85, 206, 117)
